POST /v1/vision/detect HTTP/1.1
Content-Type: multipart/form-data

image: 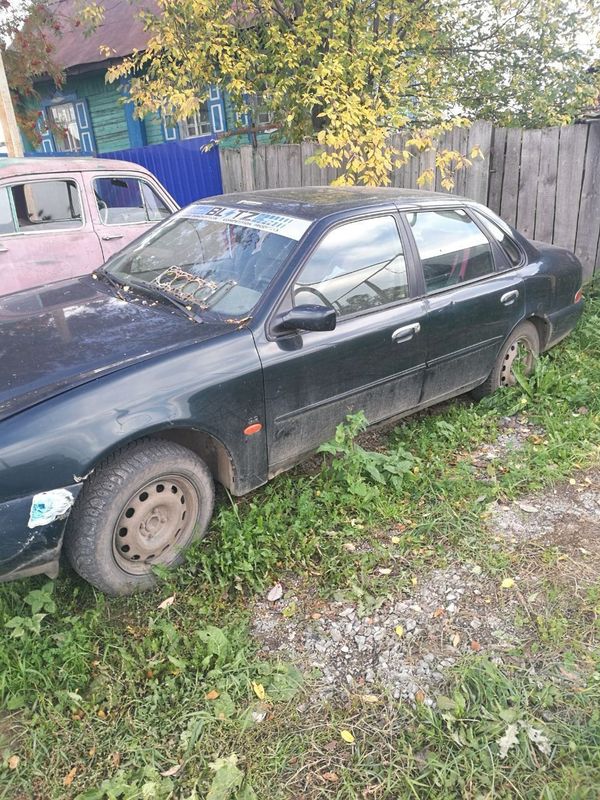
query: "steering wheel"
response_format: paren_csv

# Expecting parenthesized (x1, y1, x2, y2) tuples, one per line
(293, 285, 335, 310)
(97, 198, 109, 225)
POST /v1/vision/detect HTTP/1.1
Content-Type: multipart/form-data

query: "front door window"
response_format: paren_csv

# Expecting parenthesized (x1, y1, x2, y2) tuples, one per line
(94, 177, 172, 225)
(293, 215, 408, 316)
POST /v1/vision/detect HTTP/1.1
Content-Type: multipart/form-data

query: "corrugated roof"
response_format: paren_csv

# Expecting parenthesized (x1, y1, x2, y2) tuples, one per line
(45, 0, 159, 72)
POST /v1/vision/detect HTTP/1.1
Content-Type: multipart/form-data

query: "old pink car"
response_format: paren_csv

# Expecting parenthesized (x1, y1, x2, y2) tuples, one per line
(0, 157, 178, 296)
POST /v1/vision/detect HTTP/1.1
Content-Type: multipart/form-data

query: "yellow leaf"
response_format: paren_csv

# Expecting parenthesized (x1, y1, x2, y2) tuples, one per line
(395, 624, 404, 637)
(340, 729, 355, 744)
(7, 755, 20, 770)
(452, 633, 461, 648)
(252, 681, 266, 700)
(501, 578, 515, 589)
(63, 767, 77, 787)
(205, 689, 220, 701)
(391, 536, 401, 544)
(360, 694, 380, 704)
(157, 595, 175, 610)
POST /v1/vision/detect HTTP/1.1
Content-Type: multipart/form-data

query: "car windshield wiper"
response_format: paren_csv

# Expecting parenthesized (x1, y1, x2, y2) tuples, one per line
(125, 279, 206, 323)
(94, 268, 128, 296)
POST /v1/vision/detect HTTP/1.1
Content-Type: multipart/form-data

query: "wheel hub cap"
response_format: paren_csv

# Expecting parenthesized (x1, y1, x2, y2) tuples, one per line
(112, 475, 199, 575)
(500, 337, 534, 387)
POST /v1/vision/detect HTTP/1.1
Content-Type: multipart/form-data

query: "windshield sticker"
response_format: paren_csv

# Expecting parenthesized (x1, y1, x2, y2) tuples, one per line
(185, 204, 311, 240)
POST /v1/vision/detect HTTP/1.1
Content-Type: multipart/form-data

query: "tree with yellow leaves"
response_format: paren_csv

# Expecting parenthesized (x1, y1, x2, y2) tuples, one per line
(107, 0, 599, 186)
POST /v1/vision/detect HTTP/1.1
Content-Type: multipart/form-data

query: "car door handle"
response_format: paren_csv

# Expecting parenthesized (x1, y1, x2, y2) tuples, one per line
(500, 290, 519, 306)
(101, 234, 124, 241)
(391, 322, 420, 343)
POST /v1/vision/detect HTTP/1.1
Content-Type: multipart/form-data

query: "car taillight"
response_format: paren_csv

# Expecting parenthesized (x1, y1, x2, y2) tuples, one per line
(574, 287, 584, 303)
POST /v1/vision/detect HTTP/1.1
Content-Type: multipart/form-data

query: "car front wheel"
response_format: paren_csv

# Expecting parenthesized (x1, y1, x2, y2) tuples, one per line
(472, 320, 540, 399)
(64, 440, 214, 595)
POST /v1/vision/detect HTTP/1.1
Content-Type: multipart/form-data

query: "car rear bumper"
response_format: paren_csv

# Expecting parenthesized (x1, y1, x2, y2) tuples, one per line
(544, 298, 585, 350)
(0, 484, 82, 582)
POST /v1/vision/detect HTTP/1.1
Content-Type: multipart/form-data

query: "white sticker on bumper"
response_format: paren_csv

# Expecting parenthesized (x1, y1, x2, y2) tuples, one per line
(28, 489, 75, 529)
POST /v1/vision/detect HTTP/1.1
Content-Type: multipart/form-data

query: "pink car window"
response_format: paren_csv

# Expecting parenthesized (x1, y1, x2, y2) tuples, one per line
(10, 180, 82, 232)
(0, 187, 16, 234)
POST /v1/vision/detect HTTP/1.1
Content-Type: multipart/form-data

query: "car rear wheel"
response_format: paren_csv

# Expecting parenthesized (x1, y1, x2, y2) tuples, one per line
(472, 321, 539, 399)
(64, 440, 214, 595)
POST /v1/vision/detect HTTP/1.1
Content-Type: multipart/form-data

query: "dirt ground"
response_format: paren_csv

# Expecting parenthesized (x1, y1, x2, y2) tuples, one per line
(251, 421, 600, 704)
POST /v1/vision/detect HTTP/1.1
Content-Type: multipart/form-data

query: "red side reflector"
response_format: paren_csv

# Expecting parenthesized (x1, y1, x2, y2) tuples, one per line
(574, 288, 583, 303)
(244, 423, 263, 436)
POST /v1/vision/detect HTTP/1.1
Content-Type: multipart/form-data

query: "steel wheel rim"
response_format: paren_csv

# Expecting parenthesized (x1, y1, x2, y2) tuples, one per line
(500, 336, 534, 387)
(112, 474, 199, 574)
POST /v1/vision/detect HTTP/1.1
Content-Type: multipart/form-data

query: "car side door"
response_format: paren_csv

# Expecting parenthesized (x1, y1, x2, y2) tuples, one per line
(401, 206, 525, 403)
(85, 172, 176, 261)
(0, 175, 104, 297)
(254, 212, 428, 476)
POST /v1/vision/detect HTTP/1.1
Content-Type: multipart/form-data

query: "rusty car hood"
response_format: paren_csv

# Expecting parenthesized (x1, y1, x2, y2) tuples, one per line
(0, 276, 233, 421)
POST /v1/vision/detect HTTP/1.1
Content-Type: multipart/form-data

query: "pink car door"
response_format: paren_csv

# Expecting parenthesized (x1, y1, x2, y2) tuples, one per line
(0, 175, 104, 297)
(86, 172, 175, 262)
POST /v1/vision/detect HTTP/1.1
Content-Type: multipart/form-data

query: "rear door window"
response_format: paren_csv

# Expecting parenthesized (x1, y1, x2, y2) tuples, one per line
(9, 180, 82, 232)
(407, 208, 496, 293)
(94, 177, 171, 225)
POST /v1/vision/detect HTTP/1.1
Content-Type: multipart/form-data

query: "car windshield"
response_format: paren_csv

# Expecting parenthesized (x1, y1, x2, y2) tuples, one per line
(103, 204, 310, 318)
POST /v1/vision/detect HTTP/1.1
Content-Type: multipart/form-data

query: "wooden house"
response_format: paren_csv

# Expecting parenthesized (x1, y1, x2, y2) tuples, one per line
(21, 0, 243, 156)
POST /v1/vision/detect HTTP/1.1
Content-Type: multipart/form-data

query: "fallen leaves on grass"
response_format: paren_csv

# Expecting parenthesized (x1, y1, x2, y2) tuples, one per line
(267, 583, 283, 602)
(63, 767, 77, 786)
(252, 681, 266, 701)
(160, 763, 182, 777)
(340, 729, 355, 744)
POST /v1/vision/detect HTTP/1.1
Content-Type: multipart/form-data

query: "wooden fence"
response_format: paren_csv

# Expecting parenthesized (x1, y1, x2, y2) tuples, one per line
(219, 120, 600, 279)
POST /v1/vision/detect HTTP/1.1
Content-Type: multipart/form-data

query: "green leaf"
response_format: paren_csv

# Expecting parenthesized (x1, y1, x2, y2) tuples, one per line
(207, 755, 244, 800)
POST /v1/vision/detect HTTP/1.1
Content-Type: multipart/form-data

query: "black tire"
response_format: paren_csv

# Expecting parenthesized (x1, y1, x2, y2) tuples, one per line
(472, 320, 540, 399)
(64, 439, 214, 596)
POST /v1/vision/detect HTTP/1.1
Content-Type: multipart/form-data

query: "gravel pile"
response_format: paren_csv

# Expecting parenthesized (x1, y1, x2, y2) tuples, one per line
(252, 564, 521, 703)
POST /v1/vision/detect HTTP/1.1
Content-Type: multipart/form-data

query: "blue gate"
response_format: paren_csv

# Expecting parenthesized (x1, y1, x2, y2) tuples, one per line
(26, 137, 223, 207)
(100, 137, 223, 206)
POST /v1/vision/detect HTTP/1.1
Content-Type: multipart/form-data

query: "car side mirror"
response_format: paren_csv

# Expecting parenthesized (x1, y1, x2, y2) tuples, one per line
(274, 304, 337, 334)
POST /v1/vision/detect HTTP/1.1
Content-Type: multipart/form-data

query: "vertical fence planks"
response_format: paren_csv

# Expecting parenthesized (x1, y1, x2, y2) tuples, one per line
(218, 122, 600, 278)
(465, 121, 493, 204)
(575, 124, 600, 281)
(487, 128, 507, 215)
(553, 125, 588, 252)
(534, 127, 560, 243)
(500, 128, 523, 227)
(516, 129, 542, 240)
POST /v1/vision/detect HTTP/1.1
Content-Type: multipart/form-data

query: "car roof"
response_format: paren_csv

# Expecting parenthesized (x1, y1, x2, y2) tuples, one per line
(206, 186, 467, 221)
(0, 157, 153, 179)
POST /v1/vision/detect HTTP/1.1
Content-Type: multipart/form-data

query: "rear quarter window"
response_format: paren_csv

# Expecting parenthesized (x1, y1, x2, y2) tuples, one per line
(474, 212, 523, 267)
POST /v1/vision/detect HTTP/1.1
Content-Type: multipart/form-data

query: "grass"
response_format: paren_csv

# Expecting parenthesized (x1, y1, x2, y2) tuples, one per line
(1, 291, 600, 798)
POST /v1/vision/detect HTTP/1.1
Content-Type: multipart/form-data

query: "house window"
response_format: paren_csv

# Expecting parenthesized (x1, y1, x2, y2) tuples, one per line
(250, 94, 273, 126)
(178, 103, 212, 139)
(46, 103, 82, 152)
